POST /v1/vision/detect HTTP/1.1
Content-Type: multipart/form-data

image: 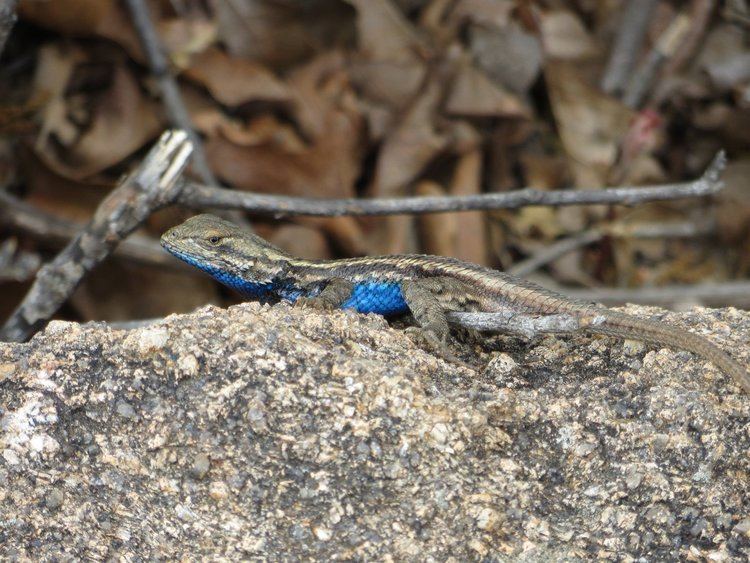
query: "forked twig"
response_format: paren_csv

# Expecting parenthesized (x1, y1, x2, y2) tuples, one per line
(0, 130, 193, 342)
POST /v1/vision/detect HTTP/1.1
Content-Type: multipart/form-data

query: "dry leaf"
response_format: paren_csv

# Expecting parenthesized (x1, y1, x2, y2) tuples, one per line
(35, 64, 164, 180)
(445, 57, 529, 118)
(210, 0, 355, 70)
(468, 21, 543, 95)
(371, 73, 447, 197)
(346, 0, 424, 62)
(545, 62, 633, 187)
(416, 180, 456, 257)
(348, 59, 426, 109)
(450, 147, 489, 265)
(19, 0, 141, 58)
(451, 0, 514, 28)
(540, 10, 600, 60)
(184, 47, 291, 106)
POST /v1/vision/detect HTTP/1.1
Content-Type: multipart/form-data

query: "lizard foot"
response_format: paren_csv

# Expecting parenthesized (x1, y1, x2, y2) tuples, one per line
(404, 327, 475, 370)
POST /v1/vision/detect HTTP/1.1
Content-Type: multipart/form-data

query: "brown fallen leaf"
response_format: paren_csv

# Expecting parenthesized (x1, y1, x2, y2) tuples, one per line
(210, 0, 355, 70)
(345, 0, 425, 62)
(450, 147, 489, 265)
(445, 55, 529, 118)
(183, 47, 291, 107)
(545, 61, 633, 187)
(416, 180, 456, 257)
(34, 64, 164, 180)
(348, 59, 426, 109)
(539, 9, 600, 61)
(371, 71, 447, 198)
(19, 0, 142, 59)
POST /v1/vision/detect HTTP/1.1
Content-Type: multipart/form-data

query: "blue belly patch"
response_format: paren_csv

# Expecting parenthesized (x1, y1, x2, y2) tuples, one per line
(342, 282, 408, 316)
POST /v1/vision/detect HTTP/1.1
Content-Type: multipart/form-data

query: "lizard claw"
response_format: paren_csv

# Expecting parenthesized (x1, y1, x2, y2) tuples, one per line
(404, 327, 475, 370)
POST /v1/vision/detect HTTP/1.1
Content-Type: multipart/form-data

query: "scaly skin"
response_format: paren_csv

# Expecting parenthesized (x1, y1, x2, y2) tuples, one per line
(161, 214, 750, 394)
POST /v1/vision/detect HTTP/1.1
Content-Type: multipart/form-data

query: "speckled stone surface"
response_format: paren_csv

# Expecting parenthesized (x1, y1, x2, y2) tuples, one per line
(0, 302, 748, 560)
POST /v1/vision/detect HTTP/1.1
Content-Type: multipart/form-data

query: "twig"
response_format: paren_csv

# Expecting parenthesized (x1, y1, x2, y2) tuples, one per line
(563, 281, 750, 308)
(0, 238, 41, 282)
(124, 0, 216, 186)
(622, 13, 691, 108)
(600, 0, 658, 95)
(178, 151, 727, 217)
(0, 0, 18, 56)
(0, 191, 184, 269)
(447, 309, 590, 340)
(509, 218, 715, 277)
(0, 130, 193, 343)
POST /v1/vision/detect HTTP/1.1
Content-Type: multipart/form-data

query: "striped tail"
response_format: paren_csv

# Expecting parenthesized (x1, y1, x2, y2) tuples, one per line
(584, 310, 750, 394)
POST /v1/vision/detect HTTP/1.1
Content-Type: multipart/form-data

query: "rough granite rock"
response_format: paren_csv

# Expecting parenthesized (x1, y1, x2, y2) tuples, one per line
(0, 302, 748, 561)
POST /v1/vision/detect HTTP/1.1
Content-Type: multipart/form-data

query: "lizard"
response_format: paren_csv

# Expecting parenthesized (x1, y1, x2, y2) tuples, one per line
(160, 214, 750, 395)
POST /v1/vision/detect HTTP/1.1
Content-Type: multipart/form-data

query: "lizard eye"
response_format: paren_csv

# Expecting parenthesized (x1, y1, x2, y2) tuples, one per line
(208, 235, 222, 245)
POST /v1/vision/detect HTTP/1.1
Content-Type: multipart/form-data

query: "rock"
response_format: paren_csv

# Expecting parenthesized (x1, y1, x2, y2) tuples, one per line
(44, 488, 64, 510)
(0, 302, 748, 560)
(190, 453, 211, 480)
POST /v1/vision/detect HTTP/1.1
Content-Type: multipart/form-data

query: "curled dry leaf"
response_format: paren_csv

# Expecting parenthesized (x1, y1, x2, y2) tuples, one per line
(19, 0, 141, 59)
(184, 47, 291, 107)
(34, 63, 164, 180)
(205, 54, 363, 200)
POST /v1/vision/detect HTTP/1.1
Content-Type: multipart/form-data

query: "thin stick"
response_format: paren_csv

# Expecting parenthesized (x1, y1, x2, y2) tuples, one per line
(622, 13, 691, 108)
(178, 151, 726, 217)
(447, 309, 588, 339)
(124, 0, 217, 186)
(563, 281, 750, 308)
(600, 0, 658, 94)
(509, 218, 715, 277)
(0, 191, 185, 269)
(0, 0, 18, 55)
(0, 130, 193, 342)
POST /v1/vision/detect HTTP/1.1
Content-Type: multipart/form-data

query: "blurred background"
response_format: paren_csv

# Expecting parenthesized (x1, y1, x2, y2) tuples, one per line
(1, 0, 749, 325)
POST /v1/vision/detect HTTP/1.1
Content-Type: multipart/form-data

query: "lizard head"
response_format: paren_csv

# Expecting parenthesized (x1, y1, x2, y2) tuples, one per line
(160, 214, 291, 285)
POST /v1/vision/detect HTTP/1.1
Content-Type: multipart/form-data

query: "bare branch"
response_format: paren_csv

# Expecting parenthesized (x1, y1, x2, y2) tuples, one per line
(509, 218, 715, 277)
(0, 130, 193, 343)
(0, 191, 184, 269)
(622, 13, 691, 108)
(0, 0, 18, 55)
(178, 151, 727, 217)
(563, 281, 750, 308)
(601, 0, 658, 94)
(447, 309, 589, 340)
(124, 0, 217, 186)
(0, 238, 41, 282)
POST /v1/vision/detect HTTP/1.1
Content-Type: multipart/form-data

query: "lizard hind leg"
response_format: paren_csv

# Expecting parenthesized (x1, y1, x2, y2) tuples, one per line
(401, 279, 451, 344)
(401, 279, 476, 369)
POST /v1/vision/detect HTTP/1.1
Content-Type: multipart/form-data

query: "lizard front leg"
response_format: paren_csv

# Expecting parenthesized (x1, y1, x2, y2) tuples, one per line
(295, 278, 354, 311)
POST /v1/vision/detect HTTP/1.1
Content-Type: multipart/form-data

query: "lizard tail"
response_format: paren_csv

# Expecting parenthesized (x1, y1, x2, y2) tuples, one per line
(585, 310, 750, 395)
